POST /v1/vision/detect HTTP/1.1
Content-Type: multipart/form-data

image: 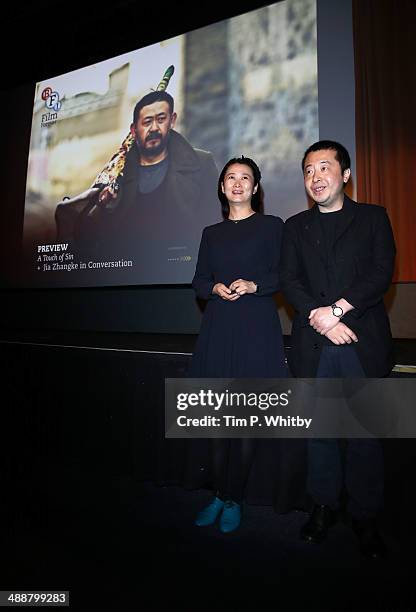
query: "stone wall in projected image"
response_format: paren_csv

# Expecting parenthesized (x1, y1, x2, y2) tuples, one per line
(183, 0, 318, 220)
(184, 20, 229, 170)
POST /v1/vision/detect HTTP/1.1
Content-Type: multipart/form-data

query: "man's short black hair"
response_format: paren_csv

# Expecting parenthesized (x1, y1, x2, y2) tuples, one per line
(132, 91, 174, 124)
(302, 140, 351, 174)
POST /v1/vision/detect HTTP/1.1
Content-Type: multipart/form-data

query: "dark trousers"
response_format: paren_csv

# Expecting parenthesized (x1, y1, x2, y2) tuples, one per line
(307, 345, 384, 519)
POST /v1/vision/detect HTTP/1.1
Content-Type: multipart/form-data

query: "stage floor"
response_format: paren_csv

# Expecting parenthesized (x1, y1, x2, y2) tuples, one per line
(1, 330, 415, 371)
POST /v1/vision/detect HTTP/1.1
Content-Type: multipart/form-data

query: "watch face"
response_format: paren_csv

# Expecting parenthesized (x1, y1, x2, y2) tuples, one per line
(333, 306, 343, 317)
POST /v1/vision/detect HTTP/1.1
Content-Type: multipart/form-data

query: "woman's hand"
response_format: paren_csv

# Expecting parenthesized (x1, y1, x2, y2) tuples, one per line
(213, 279, 257, 300)
(212, 283, 241, 301)
(229, 279, 257, 296)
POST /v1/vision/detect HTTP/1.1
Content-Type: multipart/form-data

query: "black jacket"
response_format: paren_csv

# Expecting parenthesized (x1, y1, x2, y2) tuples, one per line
(56, 129, 219, 246)
(115, 129, 218, 224)
(279, 195, 396, 377)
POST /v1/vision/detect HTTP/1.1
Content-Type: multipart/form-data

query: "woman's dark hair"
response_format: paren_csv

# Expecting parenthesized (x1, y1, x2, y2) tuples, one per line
(218, 156, 264, 218)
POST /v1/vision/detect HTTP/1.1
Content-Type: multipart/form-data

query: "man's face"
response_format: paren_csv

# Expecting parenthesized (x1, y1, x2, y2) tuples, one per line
(131, 101, 177, 159)
(303, 148, 350, 210)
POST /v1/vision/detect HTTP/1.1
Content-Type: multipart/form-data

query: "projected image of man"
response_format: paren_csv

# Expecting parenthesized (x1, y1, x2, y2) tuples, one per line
(55, 89, 219, 283)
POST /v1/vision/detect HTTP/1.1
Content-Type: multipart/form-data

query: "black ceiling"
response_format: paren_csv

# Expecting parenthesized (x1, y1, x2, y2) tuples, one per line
(2, 0, 271, 91)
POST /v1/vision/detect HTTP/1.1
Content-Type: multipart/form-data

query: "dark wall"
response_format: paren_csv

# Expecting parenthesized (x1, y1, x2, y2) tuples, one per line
(1, 0, 356, 335)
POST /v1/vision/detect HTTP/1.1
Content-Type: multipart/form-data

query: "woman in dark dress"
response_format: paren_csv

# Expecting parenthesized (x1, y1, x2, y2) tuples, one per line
(189, 156, 288, 533)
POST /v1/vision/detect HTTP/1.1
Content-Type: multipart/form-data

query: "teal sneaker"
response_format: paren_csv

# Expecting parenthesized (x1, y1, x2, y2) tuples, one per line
(195, 496, 224, 527)
(219, 500, 241, 533)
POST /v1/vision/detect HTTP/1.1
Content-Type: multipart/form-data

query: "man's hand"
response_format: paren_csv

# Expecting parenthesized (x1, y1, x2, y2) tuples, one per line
(309, 298, 355, 334)
(325, 322, 358, 345)
(213, 283, 240, 301)
(229, 279, 257, 296)
(309, 306, 338, 334)
(98, 184, 119, 205)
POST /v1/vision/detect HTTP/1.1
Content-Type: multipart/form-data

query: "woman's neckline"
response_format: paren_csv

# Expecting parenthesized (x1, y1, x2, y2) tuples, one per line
(227, 211, 257, 224)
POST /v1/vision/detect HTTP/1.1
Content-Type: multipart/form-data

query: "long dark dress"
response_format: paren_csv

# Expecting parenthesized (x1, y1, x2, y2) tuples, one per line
(186, 213, 306, 509)
(190, 213, 287, 377)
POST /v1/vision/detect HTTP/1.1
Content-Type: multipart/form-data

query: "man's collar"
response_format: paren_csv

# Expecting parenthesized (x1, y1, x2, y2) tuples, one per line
(166, 130, 203, 172)
(310, 193, 356, 216)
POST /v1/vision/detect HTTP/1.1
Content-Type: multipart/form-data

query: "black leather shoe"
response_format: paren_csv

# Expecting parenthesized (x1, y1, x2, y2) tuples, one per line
(352, 518, 388, 560)
(300, 504, 337, 544)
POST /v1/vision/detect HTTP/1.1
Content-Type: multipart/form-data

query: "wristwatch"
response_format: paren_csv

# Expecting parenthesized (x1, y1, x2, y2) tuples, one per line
(331, 303, 343, 318)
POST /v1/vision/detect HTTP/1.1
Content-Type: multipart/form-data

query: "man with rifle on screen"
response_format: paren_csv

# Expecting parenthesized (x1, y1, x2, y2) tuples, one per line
(55, 66, 219, 274)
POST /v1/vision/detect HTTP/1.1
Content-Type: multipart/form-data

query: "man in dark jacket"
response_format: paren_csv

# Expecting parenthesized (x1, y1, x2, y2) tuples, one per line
(280, 140, 396, 559)
(55, 91, 219, 284)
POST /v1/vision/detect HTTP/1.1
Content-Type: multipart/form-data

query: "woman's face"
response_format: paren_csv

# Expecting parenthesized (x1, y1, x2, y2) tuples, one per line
(221, 163, 257, 206)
